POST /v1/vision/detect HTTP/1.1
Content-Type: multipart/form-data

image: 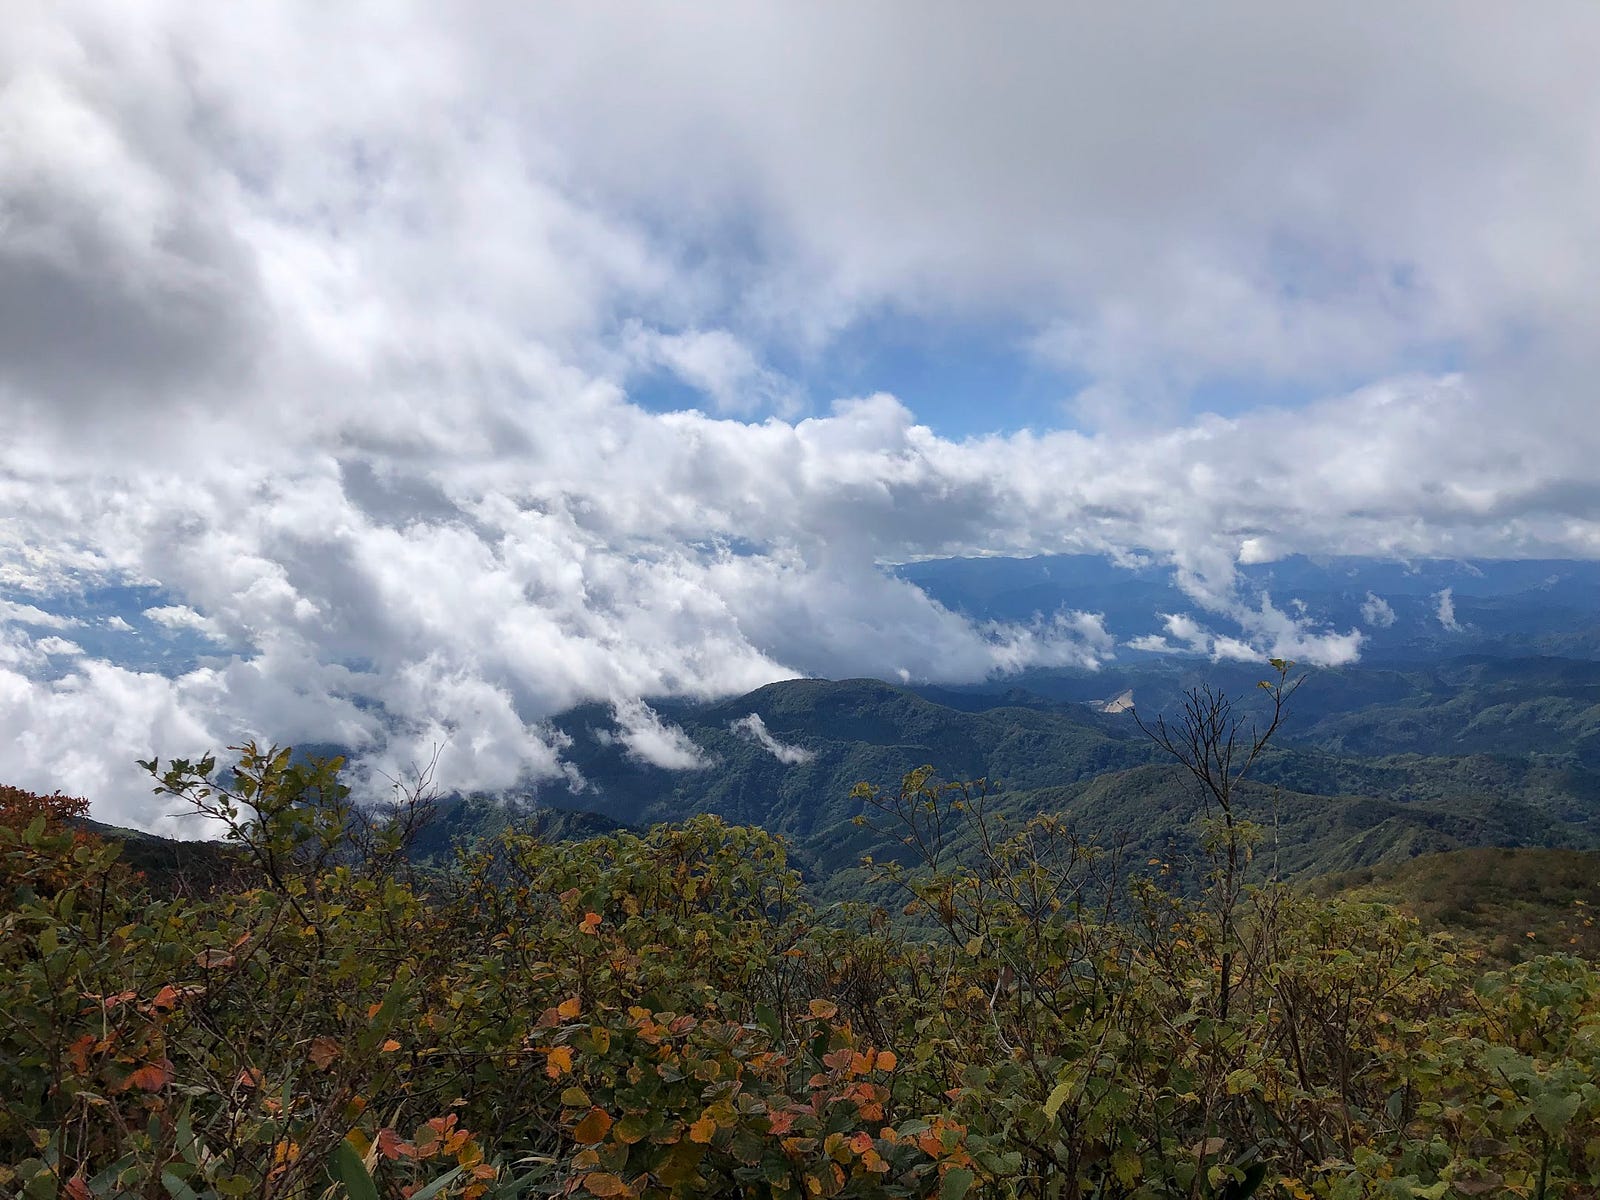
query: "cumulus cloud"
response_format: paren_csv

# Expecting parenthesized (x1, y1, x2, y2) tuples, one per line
(1360, 592, 1397, 628)
(3, 4, 1600, 827)
(730, 713, 813, 765)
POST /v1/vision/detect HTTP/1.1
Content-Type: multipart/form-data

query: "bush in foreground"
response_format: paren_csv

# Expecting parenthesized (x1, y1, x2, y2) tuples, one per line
(2, 748, 1598, 1199)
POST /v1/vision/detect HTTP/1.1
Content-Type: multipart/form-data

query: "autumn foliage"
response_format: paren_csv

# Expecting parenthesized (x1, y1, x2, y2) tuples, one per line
(3, 742, 1600, 1198)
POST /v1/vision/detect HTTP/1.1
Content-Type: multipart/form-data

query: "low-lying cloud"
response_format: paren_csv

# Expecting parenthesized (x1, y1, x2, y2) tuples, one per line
(1435, 588, 1463, 633)
(1361, 593, 1397, 629)
(607, 699, 714, 772)
(730, 714, 814, 766)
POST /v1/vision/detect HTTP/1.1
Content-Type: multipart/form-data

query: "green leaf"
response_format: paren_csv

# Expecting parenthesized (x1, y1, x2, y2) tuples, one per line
(406, 1166, 466, 1200)
(940, 1167, 975, 1200)
(1532, 1088, 1582, 1137)
(1224, 1068, 1259, 1095)
(332, 1141, 379, 1200)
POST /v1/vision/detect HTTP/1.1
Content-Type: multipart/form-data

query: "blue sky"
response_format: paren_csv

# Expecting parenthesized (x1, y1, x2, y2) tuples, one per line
(626, 311, 1093, 438)
(4, 3, 1600, 826)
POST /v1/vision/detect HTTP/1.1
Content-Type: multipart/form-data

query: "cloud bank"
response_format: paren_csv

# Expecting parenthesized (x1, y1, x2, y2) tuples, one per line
(4, 4, 1600, 828)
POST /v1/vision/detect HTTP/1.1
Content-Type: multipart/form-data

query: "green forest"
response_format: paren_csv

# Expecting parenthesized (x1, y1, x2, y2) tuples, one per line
(6, 665, 1600, 1199)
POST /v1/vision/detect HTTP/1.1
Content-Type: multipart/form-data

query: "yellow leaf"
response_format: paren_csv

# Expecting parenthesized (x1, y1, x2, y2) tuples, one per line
(688, 1114, 717, 1144)
(546, 1046, 574, 1078)
(557, 996, 582, 1020)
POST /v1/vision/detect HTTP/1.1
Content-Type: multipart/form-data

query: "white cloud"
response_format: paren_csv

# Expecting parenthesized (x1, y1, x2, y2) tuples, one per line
(1, 4, 1598, 827)
(730, 713, 813, 765)
(143, 605, 222, 637)
(1125, 634, 1172, 654)
(1435, 587, 1463, 632)
(1360, 592, 1397, 628)
(610, 699, 713, 771)
(0, 599, 75, 628)
(627, 325, 799, 416)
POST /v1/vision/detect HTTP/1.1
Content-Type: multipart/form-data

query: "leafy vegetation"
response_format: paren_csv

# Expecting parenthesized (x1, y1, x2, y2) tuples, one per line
(1314, 847, 1600, 964)
(6, 667, 1600, 1198)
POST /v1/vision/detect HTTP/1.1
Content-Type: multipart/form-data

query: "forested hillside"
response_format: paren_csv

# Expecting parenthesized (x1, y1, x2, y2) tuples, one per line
(413, 659, 1600, 896)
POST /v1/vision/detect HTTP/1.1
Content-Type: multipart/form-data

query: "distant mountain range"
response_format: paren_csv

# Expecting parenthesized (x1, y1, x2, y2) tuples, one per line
(406, 650, 1600, 899)
(73, 553, 1600, 899)
(899, 553, 1600, 661)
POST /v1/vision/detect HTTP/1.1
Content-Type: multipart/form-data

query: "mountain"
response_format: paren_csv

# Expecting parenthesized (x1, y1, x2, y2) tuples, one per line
(477, 660, 1600, 896)
(519, 678, 1152, 884)
(1316, 847, 1600, 963)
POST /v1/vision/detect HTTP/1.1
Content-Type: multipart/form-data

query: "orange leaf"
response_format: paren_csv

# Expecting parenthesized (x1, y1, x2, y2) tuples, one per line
(573, 1107, 614, 1145)
(125, 1060, 173, 1092)
(308, 1037, 341, 1069)
(236, 1066, 263, 1089)
(807, 999, 838, 1020)
(557, 996, 582, 1020)
(376, 1128, 414, 1160)
(688, 1114, 717, 1144)
(65, 1033, 96, 1074)
(148, 985, 183, 1012)
(381, 1038, 402, 1053)
(580, 912, 602, 935)
(545, 1045, 574, 1078)
(767, 1110, 796, 1135)
(874, 1050, 897, 1071)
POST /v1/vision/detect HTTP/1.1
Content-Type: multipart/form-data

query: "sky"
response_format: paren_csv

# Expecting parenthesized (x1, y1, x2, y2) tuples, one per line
(5, 2, 1600, 828)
